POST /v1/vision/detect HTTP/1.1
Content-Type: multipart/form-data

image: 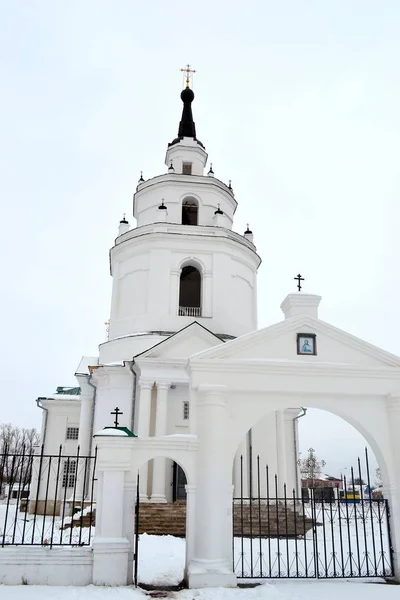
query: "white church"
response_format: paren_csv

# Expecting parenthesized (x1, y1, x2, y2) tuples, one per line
(35, 76, 303, 503)
(26, 73, 400, 588)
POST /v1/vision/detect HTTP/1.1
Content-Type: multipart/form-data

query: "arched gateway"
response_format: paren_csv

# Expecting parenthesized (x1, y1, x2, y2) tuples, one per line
(91, 291, 400, 588)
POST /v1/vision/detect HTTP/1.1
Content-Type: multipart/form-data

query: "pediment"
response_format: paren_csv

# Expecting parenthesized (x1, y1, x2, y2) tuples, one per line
(190, 315, 400, 368)
(135, 322, 223, 360)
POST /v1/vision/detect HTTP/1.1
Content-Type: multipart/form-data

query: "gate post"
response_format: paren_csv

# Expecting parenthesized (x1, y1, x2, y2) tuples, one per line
(92, 429, 135, 586)
(187, 384, 237, 588)
(385, 395, 400, 580)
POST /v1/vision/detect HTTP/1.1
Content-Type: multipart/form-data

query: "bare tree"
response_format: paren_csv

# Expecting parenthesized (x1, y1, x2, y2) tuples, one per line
(298, 448, 326, 488)
(0, 423, 40, 491)
(0, 423, 39, 454)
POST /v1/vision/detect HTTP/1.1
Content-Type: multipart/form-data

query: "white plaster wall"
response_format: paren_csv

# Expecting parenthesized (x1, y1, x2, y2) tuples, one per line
(91, 366, 134, 437)
(218, 323, 398, 366)
(99, 334, 168, 364)
(167, 385, 190, 434)
(247, 413, 279, 496)
(284, 410, 300, 495)
(108, 227, 259, 341)
(133, 175, 237, 228)
(42, 400, 81, 455)
(164, 137, 207, 177)
(0, 547, 92, 585)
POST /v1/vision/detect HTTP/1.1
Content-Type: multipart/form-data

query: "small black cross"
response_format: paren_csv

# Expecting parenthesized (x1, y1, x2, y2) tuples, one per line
(111, 407, 123, 428)
(294, 274, 304, 292)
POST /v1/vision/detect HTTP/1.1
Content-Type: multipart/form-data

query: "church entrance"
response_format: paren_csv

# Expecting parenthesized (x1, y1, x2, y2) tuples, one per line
(172, 462, 187, 501)
(135, 458, 187, 587)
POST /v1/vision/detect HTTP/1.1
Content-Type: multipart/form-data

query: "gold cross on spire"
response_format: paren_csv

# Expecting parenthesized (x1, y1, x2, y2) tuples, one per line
(180, 64, 196, 88)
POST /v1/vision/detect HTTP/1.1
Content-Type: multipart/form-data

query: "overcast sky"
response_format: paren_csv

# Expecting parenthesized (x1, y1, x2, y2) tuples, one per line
(0, 1, 399, 479)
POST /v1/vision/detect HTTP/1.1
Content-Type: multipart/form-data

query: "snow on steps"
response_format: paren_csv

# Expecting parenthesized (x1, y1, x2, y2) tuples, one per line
(64, 501, 314, 538)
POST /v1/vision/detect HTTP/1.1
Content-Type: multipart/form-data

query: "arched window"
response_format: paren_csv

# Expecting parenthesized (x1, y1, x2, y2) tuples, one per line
(179, 265, 201, 317)
(182, 198, 198, 226)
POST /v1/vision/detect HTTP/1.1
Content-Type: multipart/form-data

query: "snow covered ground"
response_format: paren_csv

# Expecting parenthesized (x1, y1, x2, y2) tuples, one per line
(1, 501, 398, 598)
(1, 581, 400, 599)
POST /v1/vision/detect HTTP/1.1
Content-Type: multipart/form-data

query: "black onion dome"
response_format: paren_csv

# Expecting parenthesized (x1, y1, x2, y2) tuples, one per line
(181, 87, 194, 103)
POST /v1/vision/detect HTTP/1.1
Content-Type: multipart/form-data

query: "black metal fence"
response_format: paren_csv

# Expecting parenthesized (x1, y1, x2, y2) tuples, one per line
(0, 445, 97, 547)
(233, 450, 393, 579)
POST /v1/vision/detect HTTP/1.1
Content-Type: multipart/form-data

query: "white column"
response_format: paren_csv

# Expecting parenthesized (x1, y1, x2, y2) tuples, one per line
(150, 381, 169, 503)
(170, 268, 180, 315)
(233, 438, 248, 498)
(283, 408, 301, 495)
(188, 384, 236, 588)
(78, 393, 94, 456)
(276, 410, 288, 497)
(385, 395, 400, 580)
(137, 379, 153, 502)
(122, 480, 137, 585)
(76, 384, 94, 502)
(185, 484, 196, 577)
(202, 270, 213, 317)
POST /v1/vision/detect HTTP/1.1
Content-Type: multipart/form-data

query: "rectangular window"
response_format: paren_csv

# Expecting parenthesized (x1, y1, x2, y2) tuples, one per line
(183, 401, 190, 420)
(66, 426, 79, 440)
(182, 162, 192, 175)
(62, 460, 77, 488)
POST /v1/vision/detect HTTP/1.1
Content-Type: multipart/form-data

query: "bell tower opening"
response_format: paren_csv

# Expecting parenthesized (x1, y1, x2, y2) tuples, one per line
(179, 265, 201, 317)
(182, 198, 198, 225)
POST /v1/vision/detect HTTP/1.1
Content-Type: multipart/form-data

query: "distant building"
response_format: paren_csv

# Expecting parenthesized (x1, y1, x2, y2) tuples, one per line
(301, 474, 343, 490)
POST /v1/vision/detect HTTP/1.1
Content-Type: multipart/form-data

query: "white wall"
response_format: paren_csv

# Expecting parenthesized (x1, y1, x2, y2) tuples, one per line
(0, 547, 92, 585)
(42, 399, 81, 455)
(108, 225, 259, 342)
(167, 385, 190, 434)
(133, 174, 237, 228)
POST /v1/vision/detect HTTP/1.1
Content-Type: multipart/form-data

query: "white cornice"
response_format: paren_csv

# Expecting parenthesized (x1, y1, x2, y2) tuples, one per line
(187, 358, 400, 380)
(134, 435, 198, 453)
(134, 173, 237, 211)
(111, 226, 261, 271)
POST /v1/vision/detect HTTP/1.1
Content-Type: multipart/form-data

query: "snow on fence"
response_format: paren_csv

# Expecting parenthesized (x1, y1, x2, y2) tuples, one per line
(0, 446, 97, 547)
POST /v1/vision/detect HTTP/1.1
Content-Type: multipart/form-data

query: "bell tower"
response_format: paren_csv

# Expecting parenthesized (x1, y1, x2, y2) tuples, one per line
(101, 74, 261, 363)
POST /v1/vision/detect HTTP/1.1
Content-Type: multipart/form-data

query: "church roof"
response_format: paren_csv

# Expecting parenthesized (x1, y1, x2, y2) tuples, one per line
(168, 87, 204, 149)
(134, 321, 224, 361)
(55, 386, 81, 395)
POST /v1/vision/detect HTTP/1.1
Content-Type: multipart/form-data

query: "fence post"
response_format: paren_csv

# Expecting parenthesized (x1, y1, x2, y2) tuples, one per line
(92, 429, 136, 586)
(385, 395, 400, 581)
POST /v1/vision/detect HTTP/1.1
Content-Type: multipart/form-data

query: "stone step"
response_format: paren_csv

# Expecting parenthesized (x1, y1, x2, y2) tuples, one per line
(64, 502, 314, 538)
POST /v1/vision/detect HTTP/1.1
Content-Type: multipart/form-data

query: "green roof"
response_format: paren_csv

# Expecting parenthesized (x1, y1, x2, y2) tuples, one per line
(55, 386, 81, 395)
(103, 426, 137, 437)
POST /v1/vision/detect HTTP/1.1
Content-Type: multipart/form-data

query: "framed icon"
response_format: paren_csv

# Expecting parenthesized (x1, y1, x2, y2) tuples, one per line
(297, 333, 317, 356)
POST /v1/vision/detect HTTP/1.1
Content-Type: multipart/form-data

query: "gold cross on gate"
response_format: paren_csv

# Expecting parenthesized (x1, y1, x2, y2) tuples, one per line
(180, 64, 196, 88)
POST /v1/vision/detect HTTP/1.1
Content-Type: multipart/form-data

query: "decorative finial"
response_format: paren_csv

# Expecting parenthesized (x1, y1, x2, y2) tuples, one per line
(214, 203, 223, 215)
(294, 274, 305, 292)
(244, 224, 252, 234)
(139, 171, 144, 182)
(208, 163, 214, 176)
(168, 160, 175, 172)
(104, 319, 110, 340)
(110, 407, 123, 428)
(228, 179, 233, 191)
(180, 64, 196, 88)
(158, 199, 167, 210)
(120, 212, 128, 224)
